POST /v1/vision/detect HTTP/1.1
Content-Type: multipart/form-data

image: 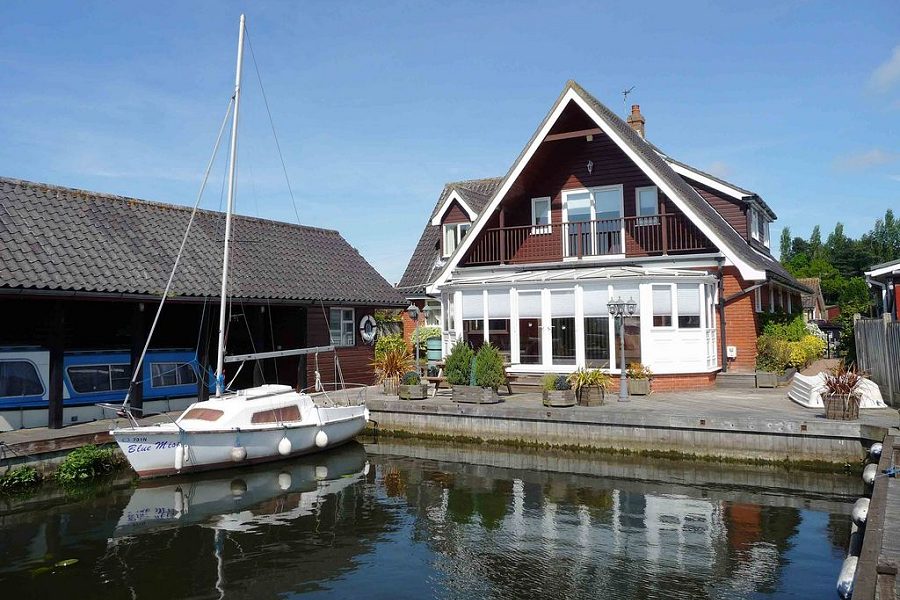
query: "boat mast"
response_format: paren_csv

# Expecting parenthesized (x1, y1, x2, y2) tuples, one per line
(215, 14, 246, 397)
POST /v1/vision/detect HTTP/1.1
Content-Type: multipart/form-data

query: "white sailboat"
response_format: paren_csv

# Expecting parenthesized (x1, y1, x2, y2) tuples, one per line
(109, 14, 369, 478)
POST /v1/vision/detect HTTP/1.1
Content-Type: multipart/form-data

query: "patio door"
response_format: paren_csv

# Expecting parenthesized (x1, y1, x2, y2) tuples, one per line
(517, 291, 542, 365)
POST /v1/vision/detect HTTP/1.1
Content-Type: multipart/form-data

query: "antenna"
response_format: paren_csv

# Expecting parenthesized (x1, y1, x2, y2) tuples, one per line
(622, 86, 635, 114)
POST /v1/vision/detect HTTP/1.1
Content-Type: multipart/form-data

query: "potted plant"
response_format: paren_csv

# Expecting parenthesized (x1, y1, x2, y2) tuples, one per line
(542, 374, 576, 407)
(822, 362, 863, 421)
(568, 368, 610, 406)
(755, 334, 790, 388)
(446, 340, 480, 403)
(626, 363, 652, 395)
(398, 370, 429, 400)
(371, 346, 413, 395)
(473, 343, 505, 404)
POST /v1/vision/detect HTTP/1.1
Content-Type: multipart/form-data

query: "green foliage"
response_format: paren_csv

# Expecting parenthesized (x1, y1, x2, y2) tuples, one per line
(567, 368, 611, 392)
(410, 326, 441, 345)
(760, 313, 808, 342)
(374, 334, 407, 359)
(445, 340, 475, 386)
(373, 309, 402, 323)
(756, 334, 791, 373)
(371, 347, 413, 383)
(787, 335, 826, 368)
(541, 374, 571, 391)
(0, 465, 42, 494)
(401, 371, 420, 385)
(474, 344, 506, 390)
(626, 363, 653, 379)
(56, 445, 121, 484)
(757, 313, 825, 371)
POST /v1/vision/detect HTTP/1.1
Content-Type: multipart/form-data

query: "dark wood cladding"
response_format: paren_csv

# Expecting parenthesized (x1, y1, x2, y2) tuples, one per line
(441, 201, 470, 225)
(306, 305, 377, 388)
(690, 181, 748, 239)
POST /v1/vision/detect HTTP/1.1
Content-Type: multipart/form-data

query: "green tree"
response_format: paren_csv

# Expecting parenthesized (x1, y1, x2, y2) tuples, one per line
(809, 225, 823, 259)
(779, 227, 792, 261)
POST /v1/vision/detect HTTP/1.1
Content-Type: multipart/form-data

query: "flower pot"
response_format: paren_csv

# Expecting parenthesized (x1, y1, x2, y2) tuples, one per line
(627, 378, 651, 396)
(543, 389, 576, 407)
(577, 386, 605, 407)
(755, 372, 779, 389)
(452, 385, 500, 404)
(823, 392, 860, 421)
(398, 384, 429, 400)
(382, 378, 399, 396)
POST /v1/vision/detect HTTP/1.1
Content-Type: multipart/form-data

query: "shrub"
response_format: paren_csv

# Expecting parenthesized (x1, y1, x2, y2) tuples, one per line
(626, 363, 652, 380)
(401, 371, 421, 385)
(445, 340, 475, 386)
(0, 465, 42, 494)
(474, 344, 506, 390)
(410, 326, 442, 345)
(374, 334, 408, 359)
(567, 368, 611, 393)
(371, 347, 413, 383)
(56, 445, 121, 484)
(541, 374, 558, 392)
(756, 334, 792, 373)
(760, 313, 807, 342)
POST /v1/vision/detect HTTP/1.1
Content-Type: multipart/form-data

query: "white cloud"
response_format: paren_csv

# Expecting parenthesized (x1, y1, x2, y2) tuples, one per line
(870, 45, 900, 93)
(705, 161, 732, 178)
(833, 149, 899, 172)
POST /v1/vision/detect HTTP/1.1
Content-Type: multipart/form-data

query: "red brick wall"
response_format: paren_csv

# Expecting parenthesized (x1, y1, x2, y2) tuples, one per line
(401, 299, 425, 350)
(720, 267, 759, 373)
(609, 371, 717, 392)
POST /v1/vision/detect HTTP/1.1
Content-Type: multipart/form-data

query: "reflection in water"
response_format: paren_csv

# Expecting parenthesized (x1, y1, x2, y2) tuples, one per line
(0, 442, 853, 599)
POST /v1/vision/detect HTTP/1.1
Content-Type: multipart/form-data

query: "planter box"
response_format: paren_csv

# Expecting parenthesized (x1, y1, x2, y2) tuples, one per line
(628, 378, 651, 396)
(543, 389, 576, 407)
(577, 386, 605, 407)
(824, 392, 860, 421)
(453, 385, 501, 404)
(382, 378, 399, 396)
(398, 384, 429, 400)
(755, 372, 779, 389)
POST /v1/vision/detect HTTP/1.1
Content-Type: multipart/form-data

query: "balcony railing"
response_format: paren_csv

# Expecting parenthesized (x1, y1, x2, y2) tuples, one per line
(462, 213, 713, 266)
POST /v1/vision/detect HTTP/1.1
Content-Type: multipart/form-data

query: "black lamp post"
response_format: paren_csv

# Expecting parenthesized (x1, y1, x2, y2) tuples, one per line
(406, 302, 420, 371)
(607, 296, 637, 402)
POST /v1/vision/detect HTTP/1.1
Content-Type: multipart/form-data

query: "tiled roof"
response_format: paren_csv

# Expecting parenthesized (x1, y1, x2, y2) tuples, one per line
(798, 277, 824, 309)
(397, 177, 502, 294)
(0, 177, 405, 306)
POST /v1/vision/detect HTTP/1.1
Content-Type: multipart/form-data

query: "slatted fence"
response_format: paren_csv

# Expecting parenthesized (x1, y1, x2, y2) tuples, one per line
(855, 315, 900, 406)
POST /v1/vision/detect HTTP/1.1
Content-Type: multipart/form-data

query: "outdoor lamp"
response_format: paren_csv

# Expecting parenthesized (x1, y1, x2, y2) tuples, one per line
(607, 296, 636, 402)
(407, 302, 421, 371)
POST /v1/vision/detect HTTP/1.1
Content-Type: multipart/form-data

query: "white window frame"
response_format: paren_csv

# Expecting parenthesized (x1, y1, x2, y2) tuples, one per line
(635, 186, 660, 226)
(531, 196, 552, 235)
(329, 307, 356, 347)
(442, 223, 470, 257)
(754, 287, 762, 313)
(561, 185, 624, 258)
(651, 283, 676, 329)
(749, 206, 770, 247)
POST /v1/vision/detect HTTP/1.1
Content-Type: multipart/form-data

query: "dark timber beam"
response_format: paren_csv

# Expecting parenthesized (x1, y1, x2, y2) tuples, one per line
(47, 301, 65, 429)
(252, 305, 266, 387)
(543, 128, 603, 143)
(197, 304, 211, 402)
(129, 303, 145, 413)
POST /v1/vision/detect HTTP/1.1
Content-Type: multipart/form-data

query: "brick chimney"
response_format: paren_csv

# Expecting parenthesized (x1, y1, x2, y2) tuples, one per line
(626, 104, 645, 138)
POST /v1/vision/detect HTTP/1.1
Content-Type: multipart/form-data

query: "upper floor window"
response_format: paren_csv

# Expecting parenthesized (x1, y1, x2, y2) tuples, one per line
(531, 197, 551, 234)
(330, 308, 356, 347)
(443, 223, 470, 257)
(749, 207, 770, 247)
(635, 186, 659, 226)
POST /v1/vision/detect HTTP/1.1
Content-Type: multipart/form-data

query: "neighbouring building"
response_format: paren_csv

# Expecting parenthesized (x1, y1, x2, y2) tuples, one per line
(0, 177, 404, 430)
(398, 81, 808, 390)
(798, 277, 826, 322)
(865, 258, 900, 320)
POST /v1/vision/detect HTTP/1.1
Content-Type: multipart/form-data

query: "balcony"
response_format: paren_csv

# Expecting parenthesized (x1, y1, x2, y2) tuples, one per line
(462, 213, 713, 266)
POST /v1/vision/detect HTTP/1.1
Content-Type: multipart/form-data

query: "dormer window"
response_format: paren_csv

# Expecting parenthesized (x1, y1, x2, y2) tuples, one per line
(749, 206, 769, 247)
(443, 223, 470, 257)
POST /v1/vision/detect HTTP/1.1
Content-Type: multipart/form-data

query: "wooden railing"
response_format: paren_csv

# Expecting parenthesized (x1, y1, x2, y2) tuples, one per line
(462, 213, 713, 266)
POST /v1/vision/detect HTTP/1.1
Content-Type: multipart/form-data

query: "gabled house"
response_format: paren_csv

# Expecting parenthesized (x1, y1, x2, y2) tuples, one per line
(798, 277, 827, 322)
(866, 258, 900, 320)
(398, 81, 809, 390)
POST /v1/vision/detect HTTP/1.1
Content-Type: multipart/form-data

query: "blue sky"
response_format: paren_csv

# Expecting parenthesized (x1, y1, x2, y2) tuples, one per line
(1, 1, 898, 284)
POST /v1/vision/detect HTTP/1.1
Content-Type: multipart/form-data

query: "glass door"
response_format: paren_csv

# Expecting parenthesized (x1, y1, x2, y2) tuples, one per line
(563, 191, 593, 257)
(594, 187, 622, 254)
(517, 291, 542, 365)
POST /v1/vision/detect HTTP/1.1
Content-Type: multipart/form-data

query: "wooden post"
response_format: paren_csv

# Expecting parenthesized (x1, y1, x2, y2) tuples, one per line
(129, 303, 145, 414)
(660, 203, 668, 255)
(197, 302, 211, 402)
(47, 301, 65, 429)
(499, 207, 506, 265)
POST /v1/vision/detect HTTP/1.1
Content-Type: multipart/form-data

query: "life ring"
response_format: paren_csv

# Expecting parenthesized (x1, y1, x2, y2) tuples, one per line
(359, 315, 377, 344)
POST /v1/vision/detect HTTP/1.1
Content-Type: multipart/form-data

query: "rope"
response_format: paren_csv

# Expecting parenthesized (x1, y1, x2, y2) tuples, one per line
(123, 98, 234, 409)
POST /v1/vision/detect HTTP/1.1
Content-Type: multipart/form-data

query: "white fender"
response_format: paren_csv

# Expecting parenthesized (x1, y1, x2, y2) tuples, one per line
(363, 461, 370, 477)
(315, 466, 328, 480)
(851, 498, 870, 527)
(174, 443, 185, 471)
(174, 488, 184, 516)
(278, 472, 292, 491)
(315, 430, 328, 448)
(836, 555, 857, 599)
(278, 437, 292, 456)
(231, 446, 247, 462)
(863, 463, 878, 486)
(869, 442, 883, 461)
(230, 479, 247, 497)
(182, 444, 190, 463)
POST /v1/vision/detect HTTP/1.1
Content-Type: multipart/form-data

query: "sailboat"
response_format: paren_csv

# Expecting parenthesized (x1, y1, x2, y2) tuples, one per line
(109, 15, 369, 478)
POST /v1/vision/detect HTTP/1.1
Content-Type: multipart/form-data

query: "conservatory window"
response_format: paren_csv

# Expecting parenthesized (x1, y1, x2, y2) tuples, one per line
(652, 285, 673, 327)
(518, 291, 542, 365)
(676, 284, 701, 328)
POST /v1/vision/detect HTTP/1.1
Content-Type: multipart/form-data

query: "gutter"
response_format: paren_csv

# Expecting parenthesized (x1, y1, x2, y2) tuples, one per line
(866, 275, 889, 318)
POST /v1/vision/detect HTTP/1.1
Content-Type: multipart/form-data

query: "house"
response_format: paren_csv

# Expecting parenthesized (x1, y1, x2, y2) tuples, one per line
(398, 81, 809, 390)
(865, 258, 900, 320)
(0, 177, 404, 429)
(798, 277, 827, 322)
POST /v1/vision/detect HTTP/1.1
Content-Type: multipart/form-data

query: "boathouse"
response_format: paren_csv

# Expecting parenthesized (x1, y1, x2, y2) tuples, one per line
(0, 177, 404, 430)
(398, 81, 809, 390)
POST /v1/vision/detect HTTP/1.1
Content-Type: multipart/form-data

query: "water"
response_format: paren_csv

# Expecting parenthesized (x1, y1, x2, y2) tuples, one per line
(0, 441, 859, 599)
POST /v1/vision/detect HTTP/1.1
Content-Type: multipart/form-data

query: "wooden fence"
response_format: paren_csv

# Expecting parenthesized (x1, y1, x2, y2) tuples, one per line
(855, 315, 900, 406)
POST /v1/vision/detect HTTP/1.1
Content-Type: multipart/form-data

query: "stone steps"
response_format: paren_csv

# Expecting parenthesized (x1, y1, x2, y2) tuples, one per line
(715, 372, 758, 389)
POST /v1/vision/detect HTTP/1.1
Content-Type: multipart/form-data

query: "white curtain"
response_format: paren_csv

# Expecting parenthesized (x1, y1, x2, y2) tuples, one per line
(461, 291, 483, 319)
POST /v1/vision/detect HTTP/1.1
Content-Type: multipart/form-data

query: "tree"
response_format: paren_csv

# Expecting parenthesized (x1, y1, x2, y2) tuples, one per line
(809, 225, 823, 259)
(779, 227, 791, 261)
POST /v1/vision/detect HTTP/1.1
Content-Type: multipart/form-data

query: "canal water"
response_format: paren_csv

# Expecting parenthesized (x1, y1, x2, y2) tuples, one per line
(0, 440, 860, 599)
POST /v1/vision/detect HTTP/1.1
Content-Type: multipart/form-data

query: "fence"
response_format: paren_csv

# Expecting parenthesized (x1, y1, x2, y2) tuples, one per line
(855, 315, 900, 406)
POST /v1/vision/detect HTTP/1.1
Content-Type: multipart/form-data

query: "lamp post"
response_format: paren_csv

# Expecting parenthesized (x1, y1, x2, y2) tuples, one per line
(406, 302, 420, 373)
(607, 296, 637, 402)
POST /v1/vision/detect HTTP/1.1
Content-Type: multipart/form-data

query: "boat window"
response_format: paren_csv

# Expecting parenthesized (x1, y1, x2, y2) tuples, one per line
(182, 408, 224, 421)
(111, 365, 131, 390)
(0, 360, 44, 398)
(68, 365, 112, 393)
(251, 405, 301, 424)
(151, 362, 198, 387)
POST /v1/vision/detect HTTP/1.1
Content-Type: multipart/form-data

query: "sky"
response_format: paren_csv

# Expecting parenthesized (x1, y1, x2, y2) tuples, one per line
(0, 1, 898, 284)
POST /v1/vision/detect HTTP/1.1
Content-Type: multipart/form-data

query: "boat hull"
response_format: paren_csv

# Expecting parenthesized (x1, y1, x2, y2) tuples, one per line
(113, 409, 367, 478)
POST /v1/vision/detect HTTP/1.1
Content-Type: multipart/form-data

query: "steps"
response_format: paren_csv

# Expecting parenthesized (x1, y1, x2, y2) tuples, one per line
(715, 372, 757, 389)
